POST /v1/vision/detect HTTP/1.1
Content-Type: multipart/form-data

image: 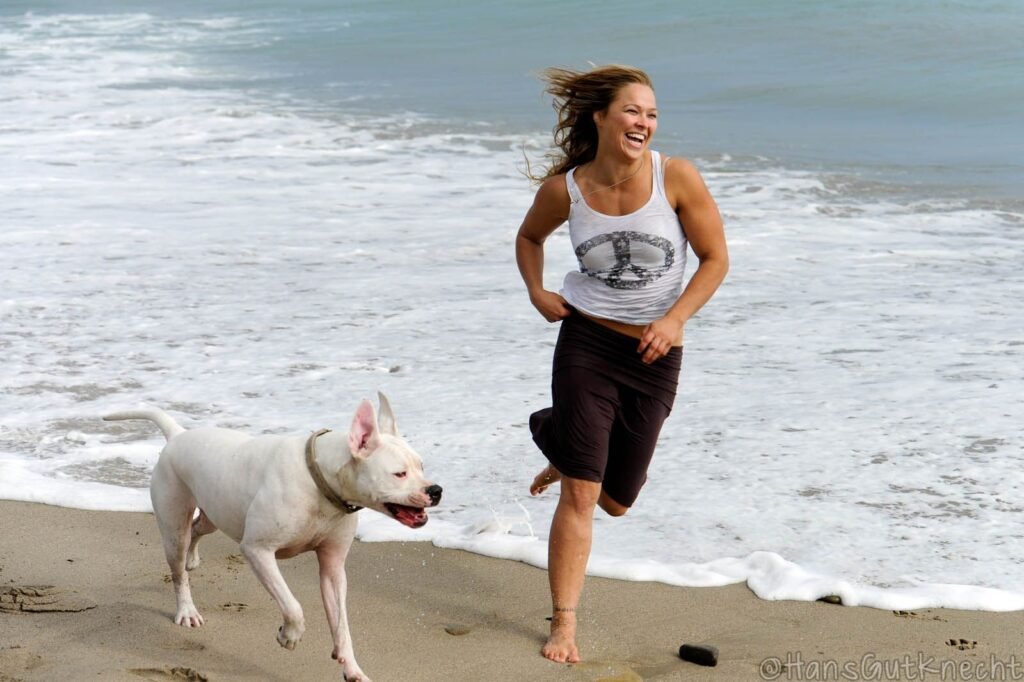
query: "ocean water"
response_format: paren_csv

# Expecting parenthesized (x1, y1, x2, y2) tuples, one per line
(1, 2, 1022, 611)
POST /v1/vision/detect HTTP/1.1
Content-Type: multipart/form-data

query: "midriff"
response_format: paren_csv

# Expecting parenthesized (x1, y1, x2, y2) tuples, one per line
(577, 310, 683, 346)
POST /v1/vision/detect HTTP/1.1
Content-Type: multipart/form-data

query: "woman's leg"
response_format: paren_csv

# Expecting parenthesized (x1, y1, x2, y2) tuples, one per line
(543, 475, 601, 663)
(532, 464, 628, 517)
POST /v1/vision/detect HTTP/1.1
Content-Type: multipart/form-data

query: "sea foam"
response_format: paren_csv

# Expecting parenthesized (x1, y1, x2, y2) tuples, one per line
(2, 10, 1022, 611)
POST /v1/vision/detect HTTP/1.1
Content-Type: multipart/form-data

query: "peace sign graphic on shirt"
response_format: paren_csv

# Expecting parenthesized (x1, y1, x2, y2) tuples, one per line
(575, 231, 675, 290)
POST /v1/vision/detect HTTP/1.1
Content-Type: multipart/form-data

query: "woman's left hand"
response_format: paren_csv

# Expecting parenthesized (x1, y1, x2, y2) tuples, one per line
(637, 316, 683, 364)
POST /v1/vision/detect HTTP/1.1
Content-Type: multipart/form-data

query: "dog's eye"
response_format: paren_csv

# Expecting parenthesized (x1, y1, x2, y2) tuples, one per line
(394, 471, 407, 479)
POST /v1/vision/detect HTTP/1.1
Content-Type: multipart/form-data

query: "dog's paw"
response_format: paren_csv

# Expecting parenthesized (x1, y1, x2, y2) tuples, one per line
(336, 653, 369, 681)
(276, 623, 304, 650)
(342, 667, 371, 682)
(174, 606, 204, 628)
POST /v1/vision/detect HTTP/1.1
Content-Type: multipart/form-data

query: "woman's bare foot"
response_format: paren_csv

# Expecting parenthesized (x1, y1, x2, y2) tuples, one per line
(530, 464, 562, 496)
(541, 611, 580, 663)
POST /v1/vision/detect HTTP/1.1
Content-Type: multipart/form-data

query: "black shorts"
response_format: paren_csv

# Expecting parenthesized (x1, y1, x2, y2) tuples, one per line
(529, 313, 682, 508)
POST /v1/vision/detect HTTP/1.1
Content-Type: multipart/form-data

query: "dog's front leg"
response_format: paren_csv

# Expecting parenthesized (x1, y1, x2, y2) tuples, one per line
(241, 543, 306, 649)
(317, 543, 370, 682)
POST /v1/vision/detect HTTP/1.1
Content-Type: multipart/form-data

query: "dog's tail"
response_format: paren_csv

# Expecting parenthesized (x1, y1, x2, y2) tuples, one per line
(103, 408, 185, 442)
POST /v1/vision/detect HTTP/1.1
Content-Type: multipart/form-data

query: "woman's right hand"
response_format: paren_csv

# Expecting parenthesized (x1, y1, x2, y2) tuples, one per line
(530, 289, 572, 322)
(516, 175, 572, 322)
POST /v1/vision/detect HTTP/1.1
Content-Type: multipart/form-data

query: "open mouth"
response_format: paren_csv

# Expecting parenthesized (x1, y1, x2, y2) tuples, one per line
(625, 132, 645, 148)
(384, 503, 428, 528)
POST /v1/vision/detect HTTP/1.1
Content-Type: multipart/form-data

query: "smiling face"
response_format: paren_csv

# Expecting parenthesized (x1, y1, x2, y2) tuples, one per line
(593, 82, 658, 161)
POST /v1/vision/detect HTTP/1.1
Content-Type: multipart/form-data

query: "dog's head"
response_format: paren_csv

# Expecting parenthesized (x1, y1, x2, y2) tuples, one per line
(339, 392, 441, 528)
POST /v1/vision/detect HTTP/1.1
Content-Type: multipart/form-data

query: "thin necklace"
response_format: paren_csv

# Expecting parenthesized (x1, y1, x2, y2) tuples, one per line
(571, 156, 645, 205)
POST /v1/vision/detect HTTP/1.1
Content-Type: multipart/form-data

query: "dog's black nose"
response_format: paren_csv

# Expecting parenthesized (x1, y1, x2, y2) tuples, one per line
(425, 485, 443, 504)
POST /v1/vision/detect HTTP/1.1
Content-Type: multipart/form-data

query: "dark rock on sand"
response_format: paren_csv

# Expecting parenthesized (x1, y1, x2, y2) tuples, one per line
(678, 643, 719, 667)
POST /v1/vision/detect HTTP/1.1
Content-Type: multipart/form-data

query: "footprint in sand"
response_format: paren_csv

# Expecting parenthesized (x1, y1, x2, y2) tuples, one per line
(892, 609, 947, 623)
(0, 585, 96, 613)
(947, 638, 978, 651)
(218, 602, 248, 612)
(159, 641, 206, 652)
(225, 554, 246, 573)
(0, 644, 45, 678)
(129, 666, 209, 681)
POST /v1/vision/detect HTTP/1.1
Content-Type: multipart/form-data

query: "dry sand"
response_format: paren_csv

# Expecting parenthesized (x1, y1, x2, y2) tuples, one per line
(1, 500, 1021, 681)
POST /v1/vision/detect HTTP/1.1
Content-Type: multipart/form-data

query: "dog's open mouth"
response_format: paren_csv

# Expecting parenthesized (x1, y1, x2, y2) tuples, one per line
(384, 503, 428, 528)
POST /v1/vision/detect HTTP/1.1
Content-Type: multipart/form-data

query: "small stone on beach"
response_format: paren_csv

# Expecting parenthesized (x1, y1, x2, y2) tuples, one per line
(817, 595, 843, 605)
(444, 624, 471, 636)
(678, 643, 718, 667)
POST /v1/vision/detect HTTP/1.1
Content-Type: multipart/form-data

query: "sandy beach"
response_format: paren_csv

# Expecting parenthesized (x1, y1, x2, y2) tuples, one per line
(0, 501, 1020, 681)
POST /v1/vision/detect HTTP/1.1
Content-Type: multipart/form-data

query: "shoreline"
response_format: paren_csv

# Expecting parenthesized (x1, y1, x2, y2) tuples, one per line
(1, 500, 1022, 681)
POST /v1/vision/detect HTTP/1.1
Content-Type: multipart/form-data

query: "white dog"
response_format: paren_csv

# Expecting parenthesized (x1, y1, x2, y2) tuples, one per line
(104, 393, 440, 682)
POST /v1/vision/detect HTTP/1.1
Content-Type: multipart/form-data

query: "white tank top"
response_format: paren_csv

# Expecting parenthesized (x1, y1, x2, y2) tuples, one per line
(560, 150, 688, 325)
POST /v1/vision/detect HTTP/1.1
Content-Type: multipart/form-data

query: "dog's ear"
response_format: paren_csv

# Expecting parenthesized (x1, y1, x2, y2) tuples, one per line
(376, 391, 399, 436)
(348, 399, 380, 458)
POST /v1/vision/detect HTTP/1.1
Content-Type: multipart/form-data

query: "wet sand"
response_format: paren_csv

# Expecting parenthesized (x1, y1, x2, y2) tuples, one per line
(1, 500, 1020, 681)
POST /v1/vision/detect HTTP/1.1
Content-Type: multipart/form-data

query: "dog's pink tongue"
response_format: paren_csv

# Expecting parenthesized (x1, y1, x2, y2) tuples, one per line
(386, 503, 428, 528)
(399, 507, 428, 528)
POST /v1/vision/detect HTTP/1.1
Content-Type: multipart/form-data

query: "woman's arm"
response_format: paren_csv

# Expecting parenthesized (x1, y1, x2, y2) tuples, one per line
(515, 175, 573, 322)
(637, 158, 729, 363)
